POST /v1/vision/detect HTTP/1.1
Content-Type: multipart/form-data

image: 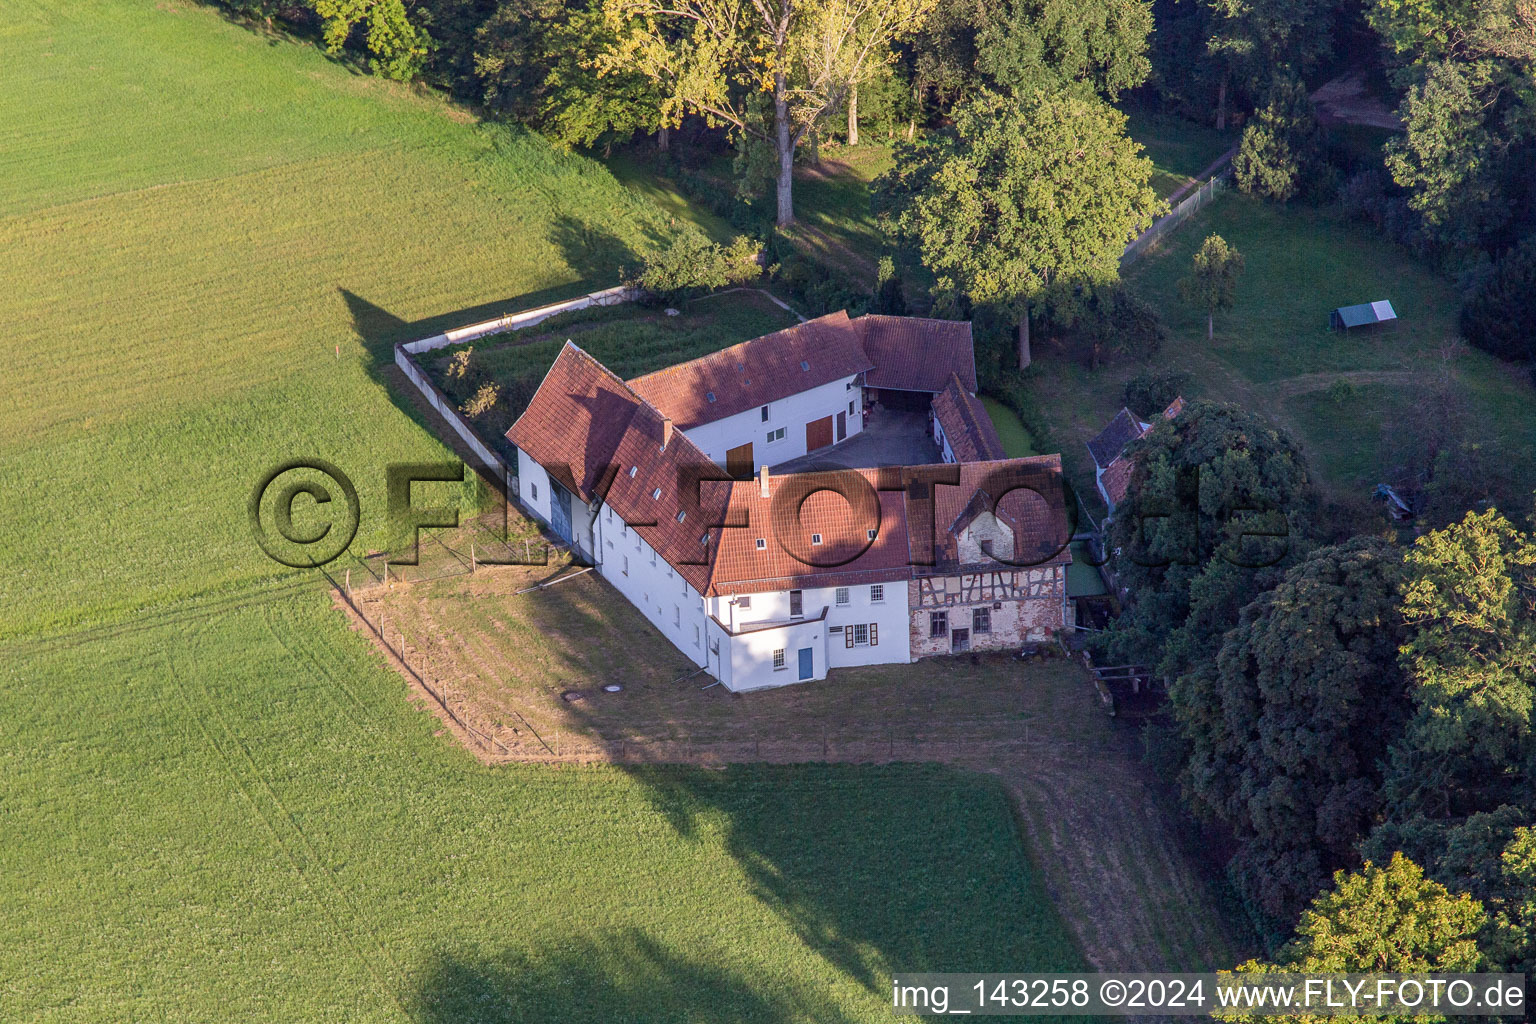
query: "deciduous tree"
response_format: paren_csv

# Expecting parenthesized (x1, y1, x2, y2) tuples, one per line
(1174, 538, 1410, 926)
(1231, 73, 1324, 203)
(1178, 234, 1245, 339)
(1239, 853, 1485, 989)
(874, 88, 1159, 367)
(1386, 508, 1536, 819)
(311, 0, 431, 79)
(599, 0, 937, 225)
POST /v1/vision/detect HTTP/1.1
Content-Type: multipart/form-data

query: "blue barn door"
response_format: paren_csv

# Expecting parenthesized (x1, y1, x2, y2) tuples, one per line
(548, 481, 573, 544)
(797, 647, 813, 681)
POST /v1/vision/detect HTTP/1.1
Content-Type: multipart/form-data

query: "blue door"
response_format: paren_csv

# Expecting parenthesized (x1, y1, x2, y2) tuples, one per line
(548, 481, 573, 544)
(797, 647, 814, 681)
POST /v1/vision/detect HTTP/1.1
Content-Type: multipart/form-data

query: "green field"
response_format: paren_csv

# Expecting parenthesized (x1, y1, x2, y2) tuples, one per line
(1, 1, 1093, 1018)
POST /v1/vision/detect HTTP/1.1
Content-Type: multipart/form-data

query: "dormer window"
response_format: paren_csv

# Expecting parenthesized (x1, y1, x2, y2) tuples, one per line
(811, 533, 823, 546)
(706, 391, 716, 402)
(755, 538, 766, 550)
(867, 528, 877, 540)
(800, 360, 810, 371)
(651, 488, 662, 500)
(675, 510, 686, 523)
(628, 466, 638, 477)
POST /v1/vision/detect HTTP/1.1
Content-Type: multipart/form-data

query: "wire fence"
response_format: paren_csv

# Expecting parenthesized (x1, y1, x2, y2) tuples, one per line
(328, 568, 511, 755)
(1122, 173, 1229, 267)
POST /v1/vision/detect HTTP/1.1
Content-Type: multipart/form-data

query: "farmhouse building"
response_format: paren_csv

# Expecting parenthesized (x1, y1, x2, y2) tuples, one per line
(1087, 398, 1184, 515)
(506, 312, 1072, 691)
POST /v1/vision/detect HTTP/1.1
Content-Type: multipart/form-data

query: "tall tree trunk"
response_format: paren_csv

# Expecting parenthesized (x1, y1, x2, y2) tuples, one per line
(773, 71, 795, 227)
(657, 125, 670, 152)
(847, 85, 859, 145)
(1208, 311, 1214, 340)
(1216, 75, 1228, 131)
(1017, 316, 1032, 369)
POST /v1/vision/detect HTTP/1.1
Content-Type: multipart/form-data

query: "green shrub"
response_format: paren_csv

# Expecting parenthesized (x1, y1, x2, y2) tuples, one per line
(637, 231, 761, 305)
(1327, 377, 1359, 404)
(461, 381, 501, 419)
(446, 346, 475, 381)
(764, 237, 869, 317)
(1122, 368, 1192, 418)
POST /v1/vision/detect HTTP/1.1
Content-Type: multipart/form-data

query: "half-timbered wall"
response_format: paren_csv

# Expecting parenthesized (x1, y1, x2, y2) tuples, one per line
(906, 566, 1065, 657)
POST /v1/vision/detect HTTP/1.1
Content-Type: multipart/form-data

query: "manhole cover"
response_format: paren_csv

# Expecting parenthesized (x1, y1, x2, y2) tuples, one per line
(603, 684, 623, 693)
(561, 690, 584, 702)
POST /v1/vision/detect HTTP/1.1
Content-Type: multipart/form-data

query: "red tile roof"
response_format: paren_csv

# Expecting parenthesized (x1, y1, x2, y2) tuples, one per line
(508, 329, 1069, 598)
(505, 342, 732, 590)
(925, 457, 1073, 571)
(1087, 408, 1145, 470)
(504, 342, 640, 501)
(857, 315, 977, 393)
(1092, 397, 1183, 513)
(931, 373, 1006, 462)
(599, 402, 734, 592)
(626, 311, 873, 430)
(707, 457, 1071, 595)
(706, 470, 915, 596)
(1099, 456, 1137, 509)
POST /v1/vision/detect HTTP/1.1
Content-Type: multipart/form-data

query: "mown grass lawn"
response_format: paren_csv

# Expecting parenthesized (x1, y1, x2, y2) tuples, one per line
(1, 1, 1096, 1018)
(4, 598, 1088, 1023)
(1018, 192, 1536, 509)
(1122, 109, 1238, 200)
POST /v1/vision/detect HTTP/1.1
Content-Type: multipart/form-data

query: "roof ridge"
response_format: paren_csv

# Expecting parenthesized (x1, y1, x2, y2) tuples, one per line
(625, 309, 853, 386)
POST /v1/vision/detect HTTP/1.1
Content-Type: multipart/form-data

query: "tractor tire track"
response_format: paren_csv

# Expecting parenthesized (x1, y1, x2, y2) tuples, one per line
(164, 644, 417, 1023)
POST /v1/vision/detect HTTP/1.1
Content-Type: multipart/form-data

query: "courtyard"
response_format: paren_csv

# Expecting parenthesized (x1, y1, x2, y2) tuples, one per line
(773, 406, 938, 472)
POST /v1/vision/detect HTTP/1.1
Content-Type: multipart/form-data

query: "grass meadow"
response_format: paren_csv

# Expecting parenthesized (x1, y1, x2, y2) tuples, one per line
(1020, 193, 1536, 513)
(1, 1, 1093, 1018)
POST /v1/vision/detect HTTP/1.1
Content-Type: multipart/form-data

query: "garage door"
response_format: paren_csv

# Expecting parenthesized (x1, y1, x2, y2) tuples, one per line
(726, 442, 754, 480)
(806, 415, 834, 452)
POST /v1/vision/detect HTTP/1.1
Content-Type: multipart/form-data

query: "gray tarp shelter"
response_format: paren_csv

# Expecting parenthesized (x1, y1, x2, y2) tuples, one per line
(1331, 300, 1397, 330)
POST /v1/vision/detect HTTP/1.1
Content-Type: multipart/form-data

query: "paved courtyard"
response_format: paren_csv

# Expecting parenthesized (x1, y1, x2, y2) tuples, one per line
(773, 407, 939, 472)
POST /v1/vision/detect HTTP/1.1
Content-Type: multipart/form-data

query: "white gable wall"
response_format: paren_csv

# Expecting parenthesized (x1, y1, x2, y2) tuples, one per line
(932, 408, 957, 463)
(727, 617, 827, 690)
(682, 376, 863, 469)
(711, 581, 911, 672)
(516, 448, 553, 525)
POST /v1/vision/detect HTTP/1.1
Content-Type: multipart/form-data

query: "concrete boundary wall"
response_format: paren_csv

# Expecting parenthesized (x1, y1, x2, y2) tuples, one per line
(392, 285, 640, 487)
(400, 284, 637, 356)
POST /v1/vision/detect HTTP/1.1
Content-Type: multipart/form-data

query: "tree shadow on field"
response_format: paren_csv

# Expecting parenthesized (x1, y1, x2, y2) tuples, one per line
(393, 566, 1084, 1000)
(409, 930, 864, 1023)
(547, 215, 642, 284)
(196, 0, 367, 69)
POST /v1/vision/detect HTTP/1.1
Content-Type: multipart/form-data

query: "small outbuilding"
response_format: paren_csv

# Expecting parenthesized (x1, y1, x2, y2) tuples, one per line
(1331, 300, 1397, 331)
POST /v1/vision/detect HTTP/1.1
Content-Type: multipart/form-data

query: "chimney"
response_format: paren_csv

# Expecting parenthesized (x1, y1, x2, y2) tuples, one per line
(758, 464, 771, 498)
(661, 416, 673, 449)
